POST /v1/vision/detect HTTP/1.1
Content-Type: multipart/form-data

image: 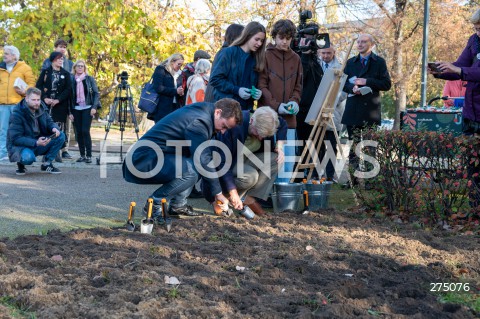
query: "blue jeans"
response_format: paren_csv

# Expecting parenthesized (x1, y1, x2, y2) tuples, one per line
(277, 128, 297, 183)
(19, 133, 66, 165)
(124, 153, 198, 210)
(0, 104, 15, 158)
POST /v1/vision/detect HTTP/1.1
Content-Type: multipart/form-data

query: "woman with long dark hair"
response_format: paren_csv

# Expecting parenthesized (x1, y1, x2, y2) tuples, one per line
(204, 23, 244, 103)
(70, 60, 101, 163)
(209, 22, 266, 110)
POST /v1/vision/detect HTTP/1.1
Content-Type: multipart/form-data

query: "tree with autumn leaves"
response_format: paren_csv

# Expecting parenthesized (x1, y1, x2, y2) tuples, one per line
(0, 0, 475, 128)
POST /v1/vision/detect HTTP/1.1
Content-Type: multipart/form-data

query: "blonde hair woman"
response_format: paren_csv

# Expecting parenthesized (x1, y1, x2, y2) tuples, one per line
(69, 60, 101, 163)
(149, 53, 185, 123)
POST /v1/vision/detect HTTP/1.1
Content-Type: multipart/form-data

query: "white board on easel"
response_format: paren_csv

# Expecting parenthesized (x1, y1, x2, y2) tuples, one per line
(304, 68, 348, 125)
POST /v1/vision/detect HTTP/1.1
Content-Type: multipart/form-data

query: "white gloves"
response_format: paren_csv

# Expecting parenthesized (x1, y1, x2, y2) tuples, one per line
(287, 101, 299, 115)
(278, 101, 299, 115)
(238, 87, 251, 100)
(251, 87, 262, 100)
(278, 103, 290, 115)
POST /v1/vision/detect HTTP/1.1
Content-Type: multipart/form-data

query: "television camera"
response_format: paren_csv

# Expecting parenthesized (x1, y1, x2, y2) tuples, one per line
(292, 10, 330, 54)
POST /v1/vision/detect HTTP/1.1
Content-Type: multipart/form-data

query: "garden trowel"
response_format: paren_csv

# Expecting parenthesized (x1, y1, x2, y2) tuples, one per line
(126, 201, 136, 231)
(158, 198, 172, 232)
(140, 198, 154, 234)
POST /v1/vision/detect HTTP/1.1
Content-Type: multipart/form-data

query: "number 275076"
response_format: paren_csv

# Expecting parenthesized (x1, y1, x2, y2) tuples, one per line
(430, 283, 470, 292)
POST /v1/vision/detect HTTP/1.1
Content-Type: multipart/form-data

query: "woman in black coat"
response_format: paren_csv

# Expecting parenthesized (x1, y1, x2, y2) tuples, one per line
(36, 52, 72, 159)
(149, 53, 185, 123)
(70, 60, 101, 163)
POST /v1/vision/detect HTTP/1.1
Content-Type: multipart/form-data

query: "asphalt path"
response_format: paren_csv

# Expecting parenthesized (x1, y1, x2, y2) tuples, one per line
(0, 154, 213, 238)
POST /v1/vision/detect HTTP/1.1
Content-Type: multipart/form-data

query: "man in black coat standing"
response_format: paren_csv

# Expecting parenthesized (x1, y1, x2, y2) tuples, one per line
(341, 34, 391, 182)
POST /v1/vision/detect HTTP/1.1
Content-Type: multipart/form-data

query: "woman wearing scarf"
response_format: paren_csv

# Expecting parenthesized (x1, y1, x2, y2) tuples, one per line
(185, 59, 211, 105)
(69, 60, 101, 163)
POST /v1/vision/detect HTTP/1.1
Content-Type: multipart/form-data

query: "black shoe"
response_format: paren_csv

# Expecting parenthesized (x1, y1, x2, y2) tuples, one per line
(16, 163, 27, 176)
(85, 157, 92, 164)
(41, 163, 61, 174)
(168, 205, 202, 217)
(76, 156, 86, 163)
(188, 188, 204, 199)
(55, 153, 63, 163)
(256, 197, 273, 208)
(62, 151, 72, 159)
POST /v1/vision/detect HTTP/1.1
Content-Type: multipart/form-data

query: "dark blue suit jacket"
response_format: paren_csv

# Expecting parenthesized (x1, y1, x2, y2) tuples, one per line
(123, 102, 222, 196)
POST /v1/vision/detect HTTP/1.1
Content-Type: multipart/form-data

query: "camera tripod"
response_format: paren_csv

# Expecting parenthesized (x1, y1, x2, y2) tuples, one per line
(96, 75, 140, 165)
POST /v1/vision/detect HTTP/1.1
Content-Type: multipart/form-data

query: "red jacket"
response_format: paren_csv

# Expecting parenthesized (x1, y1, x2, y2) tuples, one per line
(258, 44, 303, 128)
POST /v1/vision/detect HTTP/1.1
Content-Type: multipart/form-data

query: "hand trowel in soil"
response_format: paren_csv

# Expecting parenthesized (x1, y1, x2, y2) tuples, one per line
(216, 200, 234, 217)
(140, 198, 154, 234)
(126, 201, 136, 231)
(157, 198, 172, 232)
(302, 190, 310, 214)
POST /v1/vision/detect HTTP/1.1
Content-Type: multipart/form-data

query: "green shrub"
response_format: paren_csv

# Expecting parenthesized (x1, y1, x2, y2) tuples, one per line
(350, 130, 480, 229)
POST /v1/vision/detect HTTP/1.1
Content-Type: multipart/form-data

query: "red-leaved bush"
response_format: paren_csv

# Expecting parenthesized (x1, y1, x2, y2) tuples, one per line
(351, 130, 480, 230)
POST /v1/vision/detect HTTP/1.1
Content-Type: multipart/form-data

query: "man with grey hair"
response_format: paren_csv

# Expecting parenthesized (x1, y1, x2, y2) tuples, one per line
(317, 44, 347, 182)
(341, 34, 391, 186)
(208, 106, 287, 216)
(0, 45, 36, 161)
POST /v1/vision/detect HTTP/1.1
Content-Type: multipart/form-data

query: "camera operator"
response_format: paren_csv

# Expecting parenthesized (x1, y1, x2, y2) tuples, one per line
(296, 22, 324, 163)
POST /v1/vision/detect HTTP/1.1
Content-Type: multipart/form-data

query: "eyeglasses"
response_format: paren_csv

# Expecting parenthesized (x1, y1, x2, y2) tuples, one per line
(77, 65, 85, 68)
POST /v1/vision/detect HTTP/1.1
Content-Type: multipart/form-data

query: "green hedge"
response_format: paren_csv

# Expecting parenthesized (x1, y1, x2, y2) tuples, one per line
(351, 130, 480, 228)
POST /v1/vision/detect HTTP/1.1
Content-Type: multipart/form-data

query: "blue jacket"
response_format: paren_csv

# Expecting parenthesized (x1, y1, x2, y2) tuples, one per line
(216, 110, 287, 192)
(123, 102, 222, 196)
(7, 99, 59, 162)
(209, 46, 258, 110)
(150, 64, 179, 123)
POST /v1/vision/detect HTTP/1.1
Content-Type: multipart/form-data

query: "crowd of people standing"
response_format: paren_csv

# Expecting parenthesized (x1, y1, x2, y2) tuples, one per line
(122, 19, 393, 220)
(1, 18, 395, 219)
(1, 39, 101, 174)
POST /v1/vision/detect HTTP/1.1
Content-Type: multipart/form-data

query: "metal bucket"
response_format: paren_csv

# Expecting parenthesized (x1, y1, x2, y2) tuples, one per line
(273, 182, 304, 194)
(271, 192, 302, 213)
(304, 182, 333, 210)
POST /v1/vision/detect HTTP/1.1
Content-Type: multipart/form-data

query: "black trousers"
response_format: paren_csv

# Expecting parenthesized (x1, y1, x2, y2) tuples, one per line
(72, 108, 93, 157)
(319, 130, 338, 179)
(346, 125, 377, 181)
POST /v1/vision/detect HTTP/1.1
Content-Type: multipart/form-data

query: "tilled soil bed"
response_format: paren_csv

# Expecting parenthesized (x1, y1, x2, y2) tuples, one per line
(0, 209, 478, 318)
